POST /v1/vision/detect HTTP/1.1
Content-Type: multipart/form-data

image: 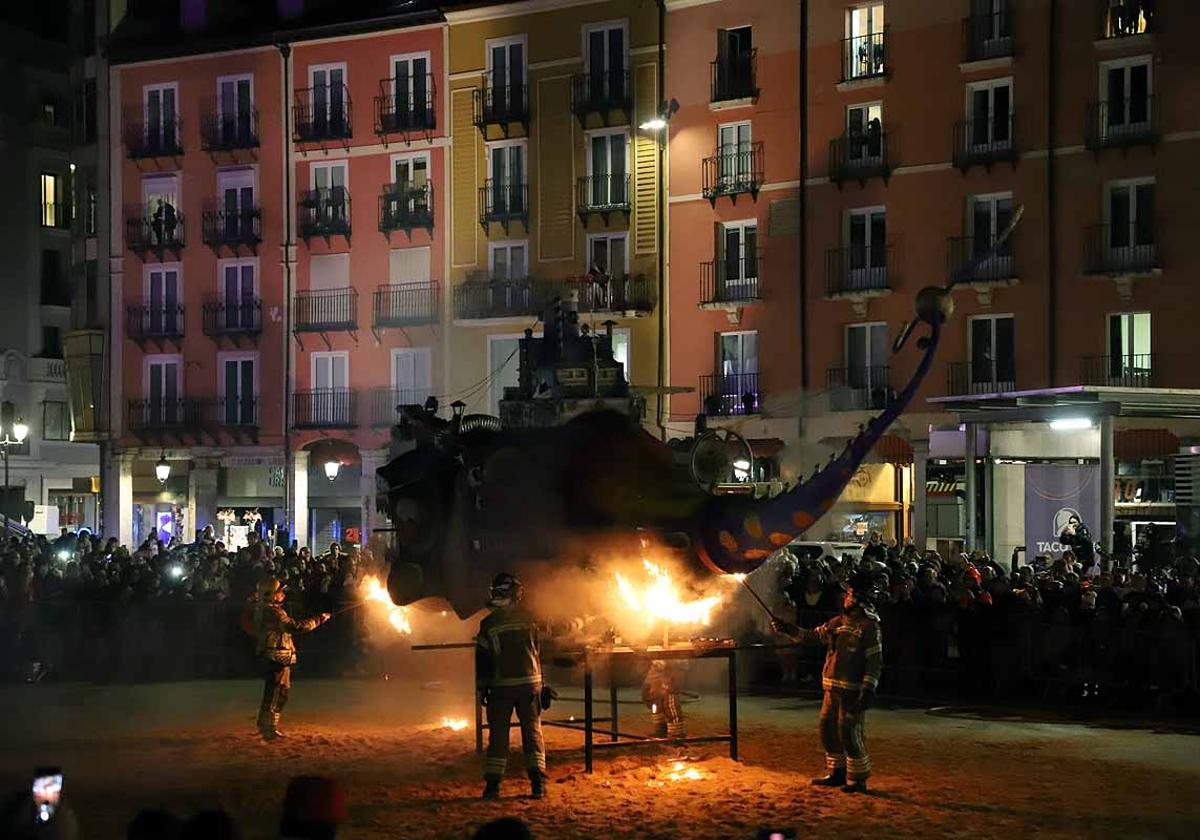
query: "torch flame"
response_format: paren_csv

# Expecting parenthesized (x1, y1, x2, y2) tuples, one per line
(440, 717, 469, 731)
(360, 575, 413, 635)
(614, 560, 722, 628)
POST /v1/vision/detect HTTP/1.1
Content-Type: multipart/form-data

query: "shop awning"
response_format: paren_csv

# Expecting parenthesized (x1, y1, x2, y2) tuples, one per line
(1114, 429, 1178, 461)
(873, 433, 913, 465)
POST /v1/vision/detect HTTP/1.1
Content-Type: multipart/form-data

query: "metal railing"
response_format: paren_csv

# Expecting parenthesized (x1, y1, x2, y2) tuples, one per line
(701, 142, 764, 201)
(200, 108, 259, 151)
(963, 5, 1015, 62)
(454, 279, 540, 320)
(479, 181, 528, 225)
(375, 74, 436, 133)
(373, 282, 438, 328)
(473, 83, 529, 128)
(1080, 354, 1156, 388)
(1083, 223, 1158, 275)
(1085, 95, 1157, 149)
(298, 188, 351, 240)
(40, 202, 71, 230)
(1103, 0, 1154, 38)
(370, 386, 434, 427)
(711, 49, 757, 102)
(825, 245, 891, 296)
(126, 207, 185, 252)
(953, 115, 1017, 168)
(202, 299, 262, 338)
(201, 206, 262, 247)
(378, 184, 433, 233)
(947, 361, 1016, 396)
(293, 289, 358, 332)
(699, 373, 760, 416)
(841, 30, 887, 82)
(576, 174, 630, 212)
(127, 303, 185, 340)
(826, 365, 892, 411)
(829, 129, 889, 183)
(700, 254, 762, 305)
(128, 398, 205, 432)
(293, 389, 358, 428)
(218, 397, 259, 428)
(123, 114, 183, 158)
(561, 274, 656, 314)
(570, 71, 630, 116)
(947, 235, 1017, 284)
(293, 86, 352, 142)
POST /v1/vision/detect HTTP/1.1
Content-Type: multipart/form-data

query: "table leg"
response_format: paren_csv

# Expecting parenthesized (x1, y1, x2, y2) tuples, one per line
(728, 650, 738, 761)
(609, 675, 619, 742)
(584, 653, 594, 773)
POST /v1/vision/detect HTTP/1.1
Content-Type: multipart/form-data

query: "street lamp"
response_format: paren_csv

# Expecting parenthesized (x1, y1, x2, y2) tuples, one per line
(2, 415, 29, 488)
(324, 460, 340, 481)
(155, 452, 171, 484)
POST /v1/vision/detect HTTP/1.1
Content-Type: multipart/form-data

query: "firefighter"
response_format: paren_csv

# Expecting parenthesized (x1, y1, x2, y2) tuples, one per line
(476, 573, 547, 800)
(770, 575, 882, 793)
(641, 659, 685, 739)
(252, 577, 331, 741)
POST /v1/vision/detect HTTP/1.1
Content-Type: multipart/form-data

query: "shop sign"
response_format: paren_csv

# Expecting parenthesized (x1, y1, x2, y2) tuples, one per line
(222, 455, 285, 468)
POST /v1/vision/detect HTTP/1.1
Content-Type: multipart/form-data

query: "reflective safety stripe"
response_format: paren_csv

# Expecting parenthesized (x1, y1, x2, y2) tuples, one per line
(826, 753, 846, 770)
(861, 675, 879, 688)
(863, 645, 882, 657)
(823, 677, 865, 690)
(490, 675, 542, 687)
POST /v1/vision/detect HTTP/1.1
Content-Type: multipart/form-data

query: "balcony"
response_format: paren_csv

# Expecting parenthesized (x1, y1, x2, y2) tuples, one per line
(373, 282, 439, 329)
(570, 71, 631, 126)
(293, 389, 358, 429)
(841, 30, 887, 83)
(294, 88, 352, 144)
(825, 245, 892, 298)
(826, 366, 892, 412)
(370, 386, 434, 427)
(710, 49, 758, 103)
(123, 115, 183, 158)
(294, 288, 358, 333)
(202, 298, 262, 345)
(454, 278, 540, 321)
(1085, 95, 1157, 151)
(953, 116, 1017, 170)
(200, 108, 259, 152)
(560, 274, 655, 315)
(127, 303, 185, 349)
(1080, 354, 1157, 388)
(963, 5, 1014, 62)
(126, 206, 185, 257)
(40, 202, 71, 230)
(947, 235, 1017, 286)
(128, 398, 205, 437)
(201, 205, 262, 253)
(1083, 223, 1159, 276)
(947, 361, 1016, 396)
(378, 184, 433, 237)
(700, 254, 761, 308)
(479, 181, 528, 231)
(699, 373, 760, 417)
(829, 129, 890, 185)
(298, 188, 351, 243)
(473, 83, 529, 138)
(576, 174, 630, 224)
(375, 75, 436, 135)
(1102, 0, 1154, 39)
(701, 142, 764, 204)
(217, 397, 260, 433)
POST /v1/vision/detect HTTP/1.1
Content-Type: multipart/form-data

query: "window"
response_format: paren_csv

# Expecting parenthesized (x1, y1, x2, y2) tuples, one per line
(845, 322, 887, 381)
(40, 173, 63, 227)
(310, 161, 348, 227)
(489, 241, 528, 281)
(392, 348, 432, 402)
(967, 78, 1012, 150)
(1105, 178, 1154, 253)
(969, 315, 1015, 388)
(1101, 56, 1151, 140)
(720, 221, 758, 292)
(586, 129, 628, 207)
(968, 0, 1013, 48)
(42, 401, 70, 441)
(846, 4, 885, 80)
(217, 74, 253, 145)
(713, 26, 753, 100)
(717, 122, 752, 191)
(487, 140, 526, 215)
(310, 353, 349, 424)
(145, 264, 182, 334)
(41, 327, 64, 359)
(967, 192, 1014, 268)
(84, 180, 97, 236)
(145, 355, 183, 423)
(717, 331, 759, 413)
(391, 153, 430, 191)
(846, 207, 887, 288)
(846, 102, 883, 163)
(609, 328, 631, 379)
(390, 52, 432, 127)
(143, 83, 179, 153)
(390, 246, 432, 286)
(1105, 0, 1153, 38)
(1108, 312, 1151, 381)
(42, 100, 57, 126)
(487, 36, 526, 116)
(142, 174, 181, 245)
(220, 259, 257, 330)
(584, 21, 626, 103)
(220, 355, 257, 425)
(218, 168, 256, 239)
(309, 63, 348, 137)
(40, 249, 68, 306)
(588, 233, 628, 279)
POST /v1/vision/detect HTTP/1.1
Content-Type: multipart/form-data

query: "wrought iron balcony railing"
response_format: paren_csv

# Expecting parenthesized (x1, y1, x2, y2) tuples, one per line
(701, 142, 764, 202)
(370, 386, 435, 427)
(1085, 95, 1157, 150)
(128, 398, 205, 433)
(479, 181, 528, 227)
(829, 130, 889, 184)
(570, 71, 631, 119)
(1080, 354, 1156, 388)
(1083, 223, 1159, 275)
(963, 5, 1015, 62)
(218, 397, 259, 428)
(699, 372, 760, 417)
(700, 254, 762, 306)
(375, 75, 436, 134)
(294, 288, 358, 332)
(947, 235, 1017, 284)
(711, 49, 758, 102)
(826, 365, 892, 411)
(947, 361, 1016, 396)
(127, 303, 185, 341)
(293, 389, 358, 428)
(953, 115, 1017, 169)
(123, 114, 183, 158)
(576, 174, 630, 215)
(294, 87, 352, 142)
(841, 30, 887, 82)
(202, 299, 262, 339)
(378, 184, 433, 234)
(126, 206, 185, 254)
(373, 282, 438, 328)
(298, 188, 351, 241)
(473, 83, 529, 132)
(825, 245, 892, 296)
(560, 274, 655, 314)
(201, 205, 262, 248)
(454, 279, 540, 320)
(200, 108, 259, 151)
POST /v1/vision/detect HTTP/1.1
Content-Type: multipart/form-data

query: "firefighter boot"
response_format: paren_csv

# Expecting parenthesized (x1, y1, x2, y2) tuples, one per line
(811, 768, 847, 787)
(482, 779, 501, 800)
(841, 779, 868, 794)
(529, 774, 546, 800)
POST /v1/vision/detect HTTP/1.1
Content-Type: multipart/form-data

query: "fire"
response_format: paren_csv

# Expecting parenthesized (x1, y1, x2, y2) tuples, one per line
(614, 560, 722, 627)
(648, 760, 709, 786)
(730, 573, 747, 583)
(360, 575, 412, 634)
(440, 717, 469, 731)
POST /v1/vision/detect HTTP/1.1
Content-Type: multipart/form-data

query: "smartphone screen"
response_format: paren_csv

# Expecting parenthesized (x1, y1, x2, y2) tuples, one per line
(32, 768, 62, 823)
(756, 832, 796, 840)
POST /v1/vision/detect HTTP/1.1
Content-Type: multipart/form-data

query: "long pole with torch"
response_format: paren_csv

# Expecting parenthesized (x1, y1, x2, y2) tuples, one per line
(734, 575, 782, 624)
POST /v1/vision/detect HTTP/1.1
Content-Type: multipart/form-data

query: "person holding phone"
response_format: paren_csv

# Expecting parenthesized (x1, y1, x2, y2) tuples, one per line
(252, 577, 331, 741)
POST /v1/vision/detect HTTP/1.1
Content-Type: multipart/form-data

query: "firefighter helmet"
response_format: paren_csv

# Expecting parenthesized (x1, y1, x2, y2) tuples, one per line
(488, 572, 524, 602)
(257, 577, 283, 598)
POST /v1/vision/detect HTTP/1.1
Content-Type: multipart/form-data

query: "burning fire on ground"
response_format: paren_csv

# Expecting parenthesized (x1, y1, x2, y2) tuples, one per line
(613, 560, 723, 629)
(439, 717, 469, 731)
(360, 575, 413, 635)
(647, 760, 710, 786)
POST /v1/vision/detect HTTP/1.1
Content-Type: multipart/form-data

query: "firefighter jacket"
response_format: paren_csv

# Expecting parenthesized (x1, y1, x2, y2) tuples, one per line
(795, 609, 882, 692)
(253, 601, 323, 667)
(475, 603, 542, 691)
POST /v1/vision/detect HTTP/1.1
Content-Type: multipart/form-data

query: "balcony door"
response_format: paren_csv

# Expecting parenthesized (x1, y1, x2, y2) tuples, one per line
(489, 240, 527, 282)
(221, 260, 256, 330)
(586, 22, 625, 103)
(846, 102, 882, 164)
(720, 221, 758, 295)
(144, 83, 178, 152)
(846, 4, 884, 79)
(146, 265, 180, 335)
(488, 37, 525, 116)
(219, 169, 255, 240)
(588, 130, 627, 207)
(488, 142, 525, 215)
(968, 193, 1014, 271)
(392, 347, 432, 405)
(389, 152, 430, 217)
(310, 64, 347, 137)
(146, 356, 181, 424)
(970, 0, 1012, 46)
(311, 161, 348, 227)
(1108, 312, 1151, 383)
(718, 330, 758, 412)
(717, 122, 752, 189)
(847, 207, 886, 289)
(585, 233, 628, 309)
(222, 355, 256, 425)
(969, 315, 1015, 391)
(967, 78, 1011, 149)
(845, 322, 888, 395)
(714, 26, 752, 98)
(1101, 56, 1150, 140)
(391, 52, 430, 127)
(312, 352, 348, 425)
(217, 75, 252, 145)
(142, 175, 180, 243)
(1106, 179, 1154, 257)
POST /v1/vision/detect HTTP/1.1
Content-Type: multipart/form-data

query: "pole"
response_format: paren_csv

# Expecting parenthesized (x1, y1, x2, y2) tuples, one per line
(654, 0, 667, 440)
(727, 649, 738, 761)
(584, 651, 594, 773)
(1099, 413, 1114, 552)
(964, 422, 978, 552)
(738, 576, 780, 623)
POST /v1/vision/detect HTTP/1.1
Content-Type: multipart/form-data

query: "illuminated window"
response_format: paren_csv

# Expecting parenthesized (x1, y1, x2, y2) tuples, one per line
(40, 173, 61, 227)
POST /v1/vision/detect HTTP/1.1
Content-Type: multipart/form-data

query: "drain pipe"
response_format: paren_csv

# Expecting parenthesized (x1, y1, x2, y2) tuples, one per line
(798, 0, 809, 392)
(279, 41, 296, 542)
(1046, 0, 1058, 387)
(655, 0, 667, 440)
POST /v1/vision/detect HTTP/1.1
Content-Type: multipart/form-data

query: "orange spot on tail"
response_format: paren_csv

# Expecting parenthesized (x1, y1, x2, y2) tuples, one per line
(791, 511, 814, 530)
(718, 531, 739, 552)
(769, 532, 792, 546)
(743, 515, 763, 539)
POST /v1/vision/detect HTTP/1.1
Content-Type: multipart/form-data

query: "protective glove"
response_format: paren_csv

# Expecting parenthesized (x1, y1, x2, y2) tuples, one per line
(479, 688, 490, 707)
(770, 619, 800, 637)
(857, 687, 876, 712)
(320, 612, 333, 624)
(540, 685, 559, 711)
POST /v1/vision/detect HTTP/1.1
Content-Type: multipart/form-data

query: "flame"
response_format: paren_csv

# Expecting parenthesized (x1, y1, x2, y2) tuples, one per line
(360, 575, 412, 634)
(648, 760, 708, 785)
(614, 560, 722, 627)
(730, 573, 747, 583)
(440, 717, 469, 731)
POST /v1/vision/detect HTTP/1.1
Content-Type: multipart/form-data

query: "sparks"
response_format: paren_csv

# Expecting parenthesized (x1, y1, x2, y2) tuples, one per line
(614, 560, 722, 628)
(360, 575, 413, 634)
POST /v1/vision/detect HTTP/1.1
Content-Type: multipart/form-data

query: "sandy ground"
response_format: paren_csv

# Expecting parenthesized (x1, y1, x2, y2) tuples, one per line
(1, 672, 1198, 840)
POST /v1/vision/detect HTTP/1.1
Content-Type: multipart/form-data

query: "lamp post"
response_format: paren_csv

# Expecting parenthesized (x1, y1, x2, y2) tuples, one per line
(1, 416, 29, 532)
